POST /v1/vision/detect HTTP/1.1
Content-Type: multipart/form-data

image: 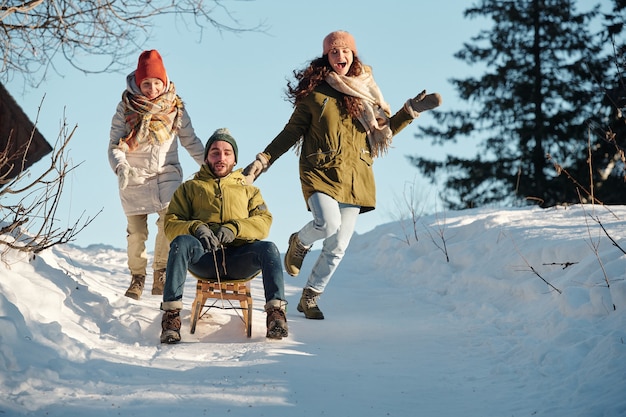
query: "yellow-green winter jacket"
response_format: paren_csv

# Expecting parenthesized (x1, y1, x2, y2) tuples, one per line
(164, 164, 272, 245)
(261, 80, 416, 213)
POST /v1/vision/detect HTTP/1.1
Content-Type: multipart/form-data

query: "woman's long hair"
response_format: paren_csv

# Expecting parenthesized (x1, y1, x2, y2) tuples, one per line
(286, 55, 364, 119)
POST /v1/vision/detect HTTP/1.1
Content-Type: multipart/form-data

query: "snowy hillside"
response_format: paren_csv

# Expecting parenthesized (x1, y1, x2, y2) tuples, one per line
(1, 206, 625, 416)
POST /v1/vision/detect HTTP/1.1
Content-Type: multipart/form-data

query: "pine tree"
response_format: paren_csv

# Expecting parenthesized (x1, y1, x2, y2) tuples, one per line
(588, 0, 626, 204)
(410, 0, 612, 209)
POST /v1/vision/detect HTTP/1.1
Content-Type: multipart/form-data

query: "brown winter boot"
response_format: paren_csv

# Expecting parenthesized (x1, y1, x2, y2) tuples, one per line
(124, 274, 145, 300)
(160, 310, 181, 344)
(297, 287, 324, 320)
(151, 268, 166, 295)
(284, 232, 310, 277)
(265, 300, 288, 339)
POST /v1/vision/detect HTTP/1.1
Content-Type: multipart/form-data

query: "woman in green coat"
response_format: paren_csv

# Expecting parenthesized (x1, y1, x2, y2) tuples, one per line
(243, 30, 442, 320)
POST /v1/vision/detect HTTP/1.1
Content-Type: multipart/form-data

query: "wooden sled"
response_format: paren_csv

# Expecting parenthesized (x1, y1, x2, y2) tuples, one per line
(189, 273, 259, 338)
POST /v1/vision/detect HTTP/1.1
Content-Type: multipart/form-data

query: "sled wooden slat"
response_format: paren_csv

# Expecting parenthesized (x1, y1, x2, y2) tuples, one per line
(189, 277, 254, 338)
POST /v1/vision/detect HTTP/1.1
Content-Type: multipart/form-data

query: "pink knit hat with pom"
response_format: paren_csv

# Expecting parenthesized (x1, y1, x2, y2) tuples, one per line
(322, 31, 358, 56)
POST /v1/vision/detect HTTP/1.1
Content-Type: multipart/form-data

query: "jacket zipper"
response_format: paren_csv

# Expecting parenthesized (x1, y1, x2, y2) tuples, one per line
(318, 98, 329, 122)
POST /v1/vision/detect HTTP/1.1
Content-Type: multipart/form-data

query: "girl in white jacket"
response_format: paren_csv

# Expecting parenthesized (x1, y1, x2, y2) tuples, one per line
(108, 49, 205, 300)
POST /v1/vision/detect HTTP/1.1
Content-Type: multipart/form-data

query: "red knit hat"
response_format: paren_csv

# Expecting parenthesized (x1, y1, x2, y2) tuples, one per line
(134, 50, 167, 87)
(323, 31, 357, 56)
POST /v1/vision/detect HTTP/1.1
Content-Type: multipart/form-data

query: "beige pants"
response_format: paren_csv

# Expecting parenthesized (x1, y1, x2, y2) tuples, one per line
(126, 207, 169, 276)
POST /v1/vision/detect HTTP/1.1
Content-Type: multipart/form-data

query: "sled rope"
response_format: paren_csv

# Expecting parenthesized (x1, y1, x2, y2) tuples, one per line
(211, 246, 228, 308)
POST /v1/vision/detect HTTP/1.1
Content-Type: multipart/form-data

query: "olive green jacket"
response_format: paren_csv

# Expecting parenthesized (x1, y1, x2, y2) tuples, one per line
(164, 164, 272, 245)
(262, 81, 416, 213)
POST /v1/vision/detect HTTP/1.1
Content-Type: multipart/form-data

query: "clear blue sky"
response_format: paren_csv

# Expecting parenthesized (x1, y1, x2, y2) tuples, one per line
(7, 1, 488, 252)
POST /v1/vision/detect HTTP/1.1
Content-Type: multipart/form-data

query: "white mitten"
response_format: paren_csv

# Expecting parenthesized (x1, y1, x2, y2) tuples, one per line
(117, 164, 136, 190)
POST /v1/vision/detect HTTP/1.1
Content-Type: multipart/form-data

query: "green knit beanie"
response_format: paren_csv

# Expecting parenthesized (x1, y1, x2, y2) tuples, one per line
(204, 128, 238, 162)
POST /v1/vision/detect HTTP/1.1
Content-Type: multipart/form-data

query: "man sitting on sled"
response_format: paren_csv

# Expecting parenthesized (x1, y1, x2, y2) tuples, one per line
(159, 128, 288, 343)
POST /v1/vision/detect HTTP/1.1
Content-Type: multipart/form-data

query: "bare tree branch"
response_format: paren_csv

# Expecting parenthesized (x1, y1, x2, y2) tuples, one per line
(541, 262, 578, 270)
(547, 153, 620, 220)
(1, 0, 266, 87)
(577, 195, 611, 290)
(390, 176, 426, 246)
(424, 204, 450, 263)
(591, 215, 626, 255)
(505, 232, 562, 294)
(1, 105, 99, 255)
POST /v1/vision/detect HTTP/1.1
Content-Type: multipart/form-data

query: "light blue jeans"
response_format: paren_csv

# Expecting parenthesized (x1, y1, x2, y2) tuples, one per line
(298, 192, 360, 293)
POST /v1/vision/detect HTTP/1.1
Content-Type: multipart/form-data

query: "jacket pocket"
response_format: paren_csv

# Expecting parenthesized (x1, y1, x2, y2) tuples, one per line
(305, 149, 339, 169)
(359, 148, 373, 167)
(303, 131, 340, 168)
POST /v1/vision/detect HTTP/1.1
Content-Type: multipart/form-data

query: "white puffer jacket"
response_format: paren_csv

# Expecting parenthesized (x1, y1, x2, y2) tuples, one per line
(108, 74, 205, 216)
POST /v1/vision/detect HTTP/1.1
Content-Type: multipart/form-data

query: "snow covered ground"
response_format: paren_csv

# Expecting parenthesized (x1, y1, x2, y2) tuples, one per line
(1, 205, 625, 416)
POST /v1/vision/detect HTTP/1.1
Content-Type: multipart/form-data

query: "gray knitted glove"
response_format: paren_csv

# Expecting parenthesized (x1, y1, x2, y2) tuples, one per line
(409, 90, 442, 113)
(216, 226, 235, 244)
(194, 224, 220, 251)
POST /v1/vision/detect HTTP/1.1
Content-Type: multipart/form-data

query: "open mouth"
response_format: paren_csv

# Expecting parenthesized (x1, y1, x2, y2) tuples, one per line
(337, 62, 347, 68)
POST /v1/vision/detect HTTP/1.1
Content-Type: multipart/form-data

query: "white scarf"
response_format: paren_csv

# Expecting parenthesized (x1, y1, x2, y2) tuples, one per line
(325, 66, 393, 157)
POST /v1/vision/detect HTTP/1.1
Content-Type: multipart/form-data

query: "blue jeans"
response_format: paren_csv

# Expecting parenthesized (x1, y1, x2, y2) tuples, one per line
(162, 235, 285, 310)
(298, 192, 360, 293)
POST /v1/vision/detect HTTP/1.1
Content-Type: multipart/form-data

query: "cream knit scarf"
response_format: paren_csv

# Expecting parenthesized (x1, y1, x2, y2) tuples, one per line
(118, 74, 183, 153)
(325, 65, 392, 157)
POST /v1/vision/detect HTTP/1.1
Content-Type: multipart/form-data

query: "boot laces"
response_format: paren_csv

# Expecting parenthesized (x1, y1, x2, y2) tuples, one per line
(292, 239, 310, 261)
(155, 269, 166, 284)
(267, 307, 286, 324)
(129, 274, 145, 290)
(303, 290, 320, 308)
(162, 311, 181, 331)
